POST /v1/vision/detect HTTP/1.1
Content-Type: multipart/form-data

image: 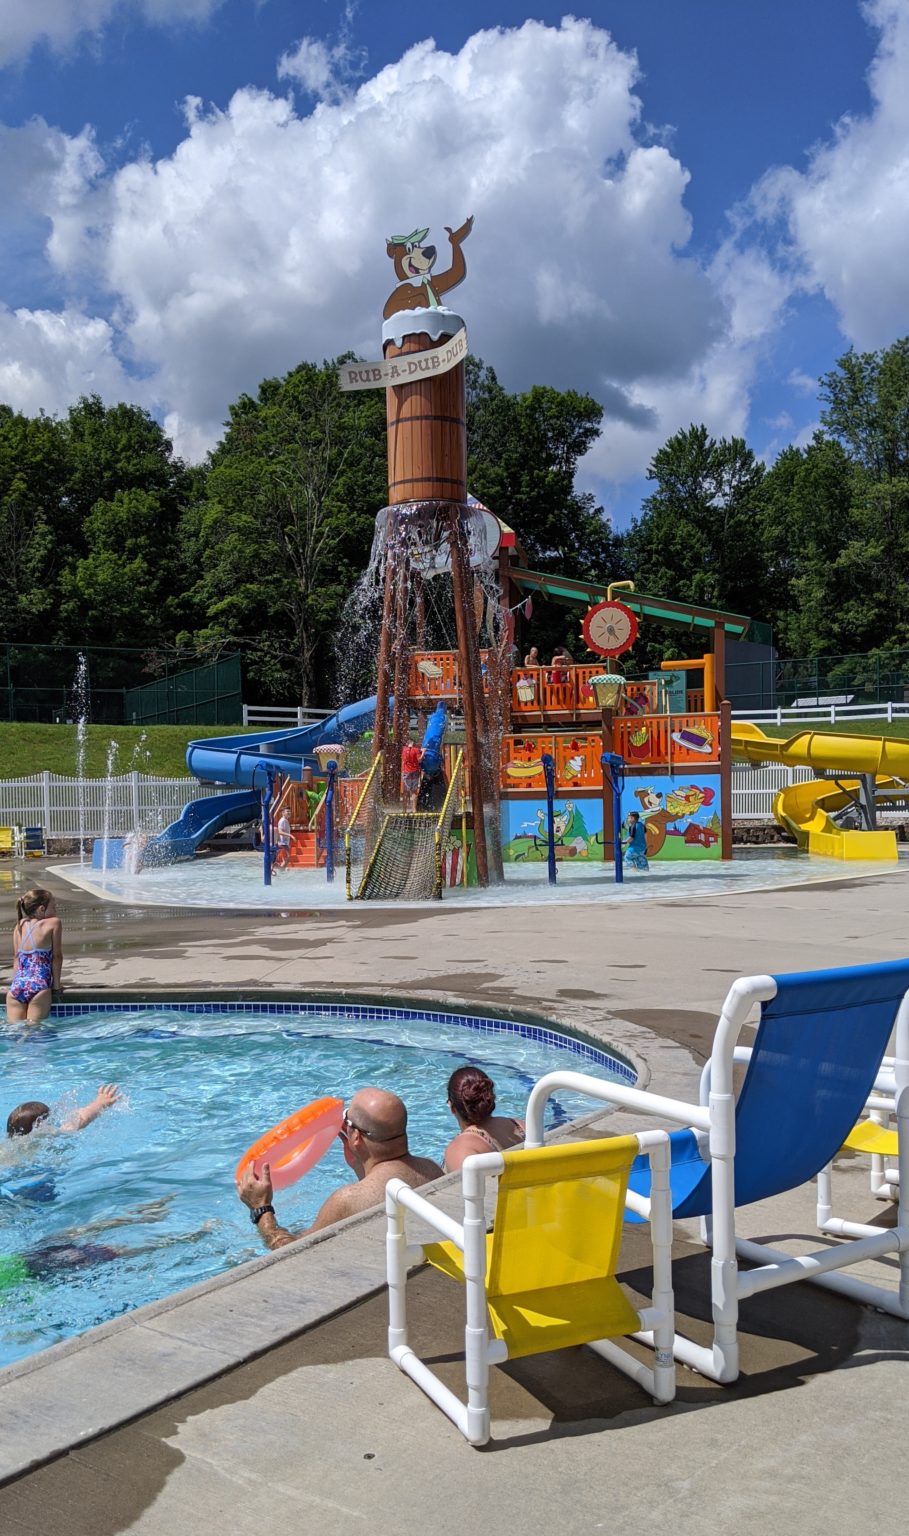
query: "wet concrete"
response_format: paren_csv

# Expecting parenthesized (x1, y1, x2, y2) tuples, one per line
(2, 856, 909, 1533)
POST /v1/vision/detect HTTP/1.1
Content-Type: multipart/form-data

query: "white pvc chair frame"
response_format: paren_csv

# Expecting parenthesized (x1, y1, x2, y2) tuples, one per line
(817, 1054, 901, 1227)
(524, 976, 909, 1388)
(385, 1129, 675, 1447)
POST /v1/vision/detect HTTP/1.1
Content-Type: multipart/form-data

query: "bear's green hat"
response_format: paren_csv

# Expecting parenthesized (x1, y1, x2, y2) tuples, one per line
(388, 227, 429, 247)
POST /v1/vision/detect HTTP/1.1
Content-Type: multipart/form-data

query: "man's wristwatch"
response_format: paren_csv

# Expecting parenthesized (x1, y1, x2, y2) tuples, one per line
(249, 1204, 275, 1226)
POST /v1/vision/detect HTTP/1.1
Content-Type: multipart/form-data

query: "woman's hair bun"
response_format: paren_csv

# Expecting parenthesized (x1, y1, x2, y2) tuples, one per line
(448, 1065, 496, 1123)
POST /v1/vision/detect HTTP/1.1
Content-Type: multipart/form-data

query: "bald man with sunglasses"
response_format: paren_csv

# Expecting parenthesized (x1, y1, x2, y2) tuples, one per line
(237, 1086, 443, 1250)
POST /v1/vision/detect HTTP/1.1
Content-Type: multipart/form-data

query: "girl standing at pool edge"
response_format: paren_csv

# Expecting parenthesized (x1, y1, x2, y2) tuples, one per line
(6, 888, 62, 1025)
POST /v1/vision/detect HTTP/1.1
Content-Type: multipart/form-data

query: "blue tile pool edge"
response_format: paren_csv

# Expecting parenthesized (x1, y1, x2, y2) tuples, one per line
(43, 998, 637, 1085)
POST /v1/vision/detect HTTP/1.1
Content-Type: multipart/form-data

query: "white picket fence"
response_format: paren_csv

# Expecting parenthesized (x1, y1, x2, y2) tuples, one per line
(0, 773, 231, 840)
(733, 701, 909, 727)
(241, 705, 333, 728)
(730, 763, 816, 820)
(1, 764, 903, 842)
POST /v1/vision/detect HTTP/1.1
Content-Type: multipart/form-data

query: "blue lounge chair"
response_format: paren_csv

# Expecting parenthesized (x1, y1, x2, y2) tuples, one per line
(524, 960, 909, 1385)
(23, 826, 46, 857)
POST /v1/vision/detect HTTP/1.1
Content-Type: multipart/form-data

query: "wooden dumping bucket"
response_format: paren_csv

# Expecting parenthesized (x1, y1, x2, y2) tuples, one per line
(384, 327, 467, 505)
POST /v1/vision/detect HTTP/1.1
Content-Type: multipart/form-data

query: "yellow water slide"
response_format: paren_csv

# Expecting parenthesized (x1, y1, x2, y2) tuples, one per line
(730, 722, 909, 859)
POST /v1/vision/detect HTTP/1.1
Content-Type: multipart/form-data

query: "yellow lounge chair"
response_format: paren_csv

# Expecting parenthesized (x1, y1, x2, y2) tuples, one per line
(817, 1055, 901, 1231)
(0, 826, 23, 857)
(385, 1131, 675, 1446)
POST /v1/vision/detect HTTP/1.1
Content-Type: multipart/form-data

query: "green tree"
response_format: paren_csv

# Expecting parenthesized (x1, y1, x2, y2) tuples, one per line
(466, 359, 618, 577)
(819, 339, 909, 480)
(466, 359, 622, 659)
(761, 341, 909, 657)
(53, 396, 194, 650)
(59, 488, 185, 646)
(0, 406, 71, 639)
(188, 360, 388, 704)
(625, 425, 766, 624)
(760, 436, 855, 655)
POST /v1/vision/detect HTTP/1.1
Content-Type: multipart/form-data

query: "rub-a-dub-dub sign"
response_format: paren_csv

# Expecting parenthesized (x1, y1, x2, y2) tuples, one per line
(338, 324, 468, 392)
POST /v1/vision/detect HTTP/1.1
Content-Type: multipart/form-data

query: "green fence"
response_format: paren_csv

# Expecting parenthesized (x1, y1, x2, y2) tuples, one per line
(125, 655, 242, 725)
(0, 645, 243, 726)
(726, 648, 909, 712)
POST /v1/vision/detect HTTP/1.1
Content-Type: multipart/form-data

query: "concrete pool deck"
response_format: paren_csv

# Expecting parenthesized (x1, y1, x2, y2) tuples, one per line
(2, 858, 909, 1532)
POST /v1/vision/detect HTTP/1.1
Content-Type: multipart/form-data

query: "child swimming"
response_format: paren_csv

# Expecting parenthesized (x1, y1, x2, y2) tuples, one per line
(6, 1085, 121, 1138)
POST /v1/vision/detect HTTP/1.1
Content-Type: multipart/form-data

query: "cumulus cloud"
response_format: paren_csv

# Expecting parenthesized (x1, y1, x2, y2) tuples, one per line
(0, 0, 229, 66)
(10, 11, 903, 490)
(748, 0, 909, 351)
(0, 304, 131, 415)
(24, 18, 736, 462)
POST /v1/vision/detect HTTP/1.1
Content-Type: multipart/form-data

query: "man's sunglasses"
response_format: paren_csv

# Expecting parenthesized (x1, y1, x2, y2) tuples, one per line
(340, 1112, 404, 1143)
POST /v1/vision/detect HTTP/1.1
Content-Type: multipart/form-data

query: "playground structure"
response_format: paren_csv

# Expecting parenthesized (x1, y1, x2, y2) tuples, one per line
(136, 220, 909, 892)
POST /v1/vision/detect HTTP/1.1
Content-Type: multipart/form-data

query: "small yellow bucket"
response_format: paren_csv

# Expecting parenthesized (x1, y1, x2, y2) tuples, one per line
(589, 673, 625, 710)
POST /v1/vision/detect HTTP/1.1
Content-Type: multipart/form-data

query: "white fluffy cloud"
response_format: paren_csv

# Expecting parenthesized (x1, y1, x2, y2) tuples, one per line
(748, 0, 909, 352)
(26, 18, 733, 464)
(0, 0, 229, 66)
(5, 9, 907, 489)
(0, 304, 130, 415)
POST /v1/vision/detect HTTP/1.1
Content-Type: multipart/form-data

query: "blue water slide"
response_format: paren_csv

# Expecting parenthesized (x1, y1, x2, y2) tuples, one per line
(143, 789, 262, 864)
(145, 696, 379, 863)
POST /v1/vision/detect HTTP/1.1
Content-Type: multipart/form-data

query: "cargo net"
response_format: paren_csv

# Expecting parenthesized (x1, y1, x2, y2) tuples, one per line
(344, 754, 384, 899)
(355, 751, 464, 901)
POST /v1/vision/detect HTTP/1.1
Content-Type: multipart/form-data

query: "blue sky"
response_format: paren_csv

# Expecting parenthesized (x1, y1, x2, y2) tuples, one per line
(1, 0, 906, 526)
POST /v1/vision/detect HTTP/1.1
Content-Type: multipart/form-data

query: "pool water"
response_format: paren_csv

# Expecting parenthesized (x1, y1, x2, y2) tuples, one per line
(0, 1004, 629, 1367)
(51, 847, 908, 910)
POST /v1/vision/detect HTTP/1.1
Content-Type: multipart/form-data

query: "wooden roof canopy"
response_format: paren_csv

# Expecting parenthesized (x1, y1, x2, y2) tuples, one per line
(510, 567, 753, 639)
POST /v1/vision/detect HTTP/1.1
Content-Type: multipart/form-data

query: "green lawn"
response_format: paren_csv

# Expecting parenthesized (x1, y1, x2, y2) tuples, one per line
(0, 723, 263, 779)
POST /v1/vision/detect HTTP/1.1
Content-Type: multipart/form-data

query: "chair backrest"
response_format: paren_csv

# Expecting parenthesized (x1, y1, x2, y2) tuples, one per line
(630, 960, 909, 1222)
(0, 827, 15, 850)
(487, 1135, 639, 1297)
(731, 960, 909, 1209)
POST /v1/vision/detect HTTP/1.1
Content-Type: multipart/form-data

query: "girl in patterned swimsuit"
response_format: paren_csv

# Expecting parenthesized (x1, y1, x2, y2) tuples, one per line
(442, 1065, 525, 1173)
(6, 888, 62, 1026)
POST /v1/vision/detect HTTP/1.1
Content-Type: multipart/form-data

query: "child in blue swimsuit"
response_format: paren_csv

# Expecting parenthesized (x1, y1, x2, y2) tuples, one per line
(623, 811, 650, 871)
(6, 888, 62, 1025)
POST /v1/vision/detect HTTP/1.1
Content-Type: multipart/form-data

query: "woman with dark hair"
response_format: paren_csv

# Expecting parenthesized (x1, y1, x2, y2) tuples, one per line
(443, 1066, 524, 1173)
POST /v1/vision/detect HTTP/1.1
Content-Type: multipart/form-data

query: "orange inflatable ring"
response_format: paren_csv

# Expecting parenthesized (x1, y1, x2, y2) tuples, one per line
(236, 1097, 343, 1192)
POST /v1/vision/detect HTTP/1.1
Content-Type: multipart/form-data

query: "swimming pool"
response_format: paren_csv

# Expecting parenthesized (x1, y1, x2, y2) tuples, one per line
(0, 1001, 632, 1368)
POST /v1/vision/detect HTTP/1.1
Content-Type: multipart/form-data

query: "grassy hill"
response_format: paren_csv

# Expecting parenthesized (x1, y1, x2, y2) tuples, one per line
(0, 724, 262, 779)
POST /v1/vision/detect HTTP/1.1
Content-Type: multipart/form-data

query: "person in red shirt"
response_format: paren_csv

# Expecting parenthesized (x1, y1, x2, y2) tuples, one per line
(401, 739, 422, 810)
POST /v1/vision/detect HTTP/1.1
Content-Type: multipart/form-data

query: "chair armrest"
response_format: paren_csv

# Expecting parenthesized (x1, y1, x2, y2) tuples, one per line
(524, 1071, 709, 1149)
(385, 1179, 465, 1249)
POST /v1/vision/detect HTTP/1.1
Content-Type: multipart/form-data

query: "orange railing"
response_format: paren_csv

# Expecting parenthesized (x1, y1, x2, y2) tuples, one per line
(613, 712, 720, 769)
(408, 650, 490, 700)
(501, 713, 720, 790)
(687, 689, 706, 713)
(511, 667, 664, 719)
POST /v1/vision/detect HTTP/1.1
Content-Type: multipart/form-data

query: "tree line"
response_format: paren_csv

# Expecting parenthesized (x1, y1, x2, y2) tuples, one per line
(2, 338, 907, 705)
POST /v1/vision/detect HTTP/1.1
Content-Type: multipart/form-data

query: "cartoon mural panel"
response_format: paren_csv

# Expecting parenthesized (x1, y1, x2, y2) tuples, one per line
(500, 774, 723, 863)
(623, 774, 721, 860)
